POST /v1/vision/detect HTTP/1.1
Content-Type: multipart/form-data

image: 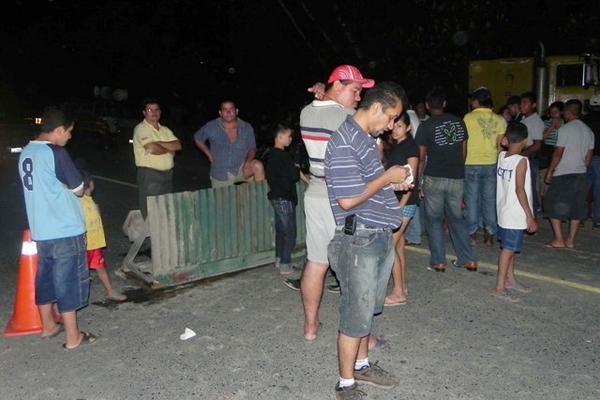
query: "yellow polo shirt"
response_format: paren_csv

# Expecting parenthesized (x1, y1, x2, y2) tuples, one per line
(133, 120, 178, 171)
(464, 108, 506, 165)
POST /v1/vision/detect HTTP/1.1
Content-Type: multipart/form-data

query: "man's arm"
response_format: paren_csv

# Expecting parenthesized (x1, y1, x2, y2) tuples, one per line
(515, 158, 537, 232)
(194, 140, 213, 163)
(544, 146, 564, 184)
(337, 165, 408, 210)
(585, 149, 593, 167)
(522, 139, 541, 157)
(144, 140, 181, 155)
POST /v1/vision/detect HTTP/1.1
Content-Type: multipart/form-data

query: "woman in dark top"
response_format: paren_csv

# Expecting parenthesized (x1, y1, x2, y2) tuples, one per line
(266, 124, 309, 277)
(382, 112, 419, 306)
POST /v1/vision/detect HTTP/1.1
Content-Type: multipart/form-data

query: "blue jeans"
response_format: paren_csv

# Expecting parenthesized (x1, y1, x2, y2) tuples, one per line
(588, 156, 600, 224)
(405, 204, 422, 244)
(36, 234, 90, 313)
(328, 228, 394, 338)
(422, 176, 476, 266)
(464, 165, 497, 235)
(270, 199, 296, 266)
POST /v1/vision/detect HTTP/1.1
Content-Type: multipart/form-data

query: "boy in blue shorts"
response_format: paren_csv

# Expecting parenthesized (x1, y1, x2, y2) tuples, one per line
(494, 122, 538, 303)
(18, 107, 96, 349)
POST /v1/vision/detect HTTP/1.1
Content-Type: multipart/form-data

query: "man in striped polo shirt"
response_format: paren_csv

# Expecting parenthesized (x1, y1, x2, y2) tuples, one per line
(298, 65, 373, 341)
(325, 82, 411, 398)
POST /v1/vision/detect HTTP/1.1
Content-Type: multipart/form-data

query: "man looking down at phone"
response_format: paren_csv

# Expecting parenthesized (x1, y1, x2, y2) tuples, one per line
(324, 82, 411, 399)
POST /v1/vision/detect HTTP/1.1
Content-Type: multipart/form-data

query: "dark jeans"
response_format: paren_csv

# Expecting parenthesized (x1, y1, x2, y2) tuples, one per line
(137, 167, 173, 219)
(464, 165, 497, 235)
(270, 199, 297, 265)
(529, 158, 540, 215)
(423, 176, 476, 266)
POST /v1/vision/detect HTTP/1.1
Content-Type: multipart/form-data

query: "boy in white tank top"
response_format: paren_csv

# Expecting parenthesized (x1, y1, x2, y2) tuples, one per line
(494, 122, 538, 302)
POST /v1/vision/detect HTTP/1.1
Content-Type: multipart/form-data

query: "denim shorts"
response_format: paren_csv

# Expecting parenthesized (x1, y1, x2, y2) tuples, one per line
(497, 226, 524, 253)
(328, 228, 395, 338)
(402, 205, 417, 219)
(36, 234, 90, 313)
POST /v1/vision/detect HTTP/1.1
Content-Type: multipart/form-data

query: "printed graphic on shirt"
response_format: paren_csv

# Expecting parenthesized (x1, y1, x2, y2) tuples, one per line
(477, 116, 503, 142)
(497, 166, 513, 181)
(434, 121, 466, 146)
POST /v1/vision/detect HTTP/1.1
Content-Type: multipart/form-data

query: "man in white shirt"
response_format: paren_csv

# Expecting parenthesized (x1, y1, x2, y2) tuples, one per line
(544, 100, 594, 249)
(519, 92, 545, 217)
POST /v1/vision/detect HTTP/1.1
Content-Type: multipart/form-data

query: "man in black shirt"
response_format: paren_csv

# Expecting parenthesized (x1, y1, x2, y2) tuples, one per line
(415, 87, 477, 272)
(582, 95, 600, 227)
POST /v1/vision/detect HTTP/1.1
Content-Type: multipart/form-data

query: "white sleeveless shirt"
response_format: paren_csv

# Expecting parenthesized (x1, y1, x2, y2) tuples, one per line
(496, 151, 533, 229)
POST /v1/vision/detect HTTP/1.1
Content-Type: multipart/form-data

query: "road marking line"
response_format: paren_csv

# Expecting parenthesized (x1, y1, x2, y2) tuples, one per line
(406, 246, 600, 295)
(91, 174, 138, 188)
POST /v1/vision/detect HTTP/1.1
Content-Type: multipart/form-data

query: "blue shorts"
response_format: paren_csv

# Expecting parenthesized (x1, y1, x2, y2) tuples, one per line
(402, 205, 417, 219)
(328, 228, 395, 338)
(36, 234, 90, 313)
(497, 226, 525, 253)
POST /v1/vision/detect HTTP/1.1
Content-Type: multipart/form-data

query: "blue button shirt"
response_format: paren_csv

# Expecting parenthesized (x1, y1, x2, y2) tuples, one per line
(194, 118, 257, 180)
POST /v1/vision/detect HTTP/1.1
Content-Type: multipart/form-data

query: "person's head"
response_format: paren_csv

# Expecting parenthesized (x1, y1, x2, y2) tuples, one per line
(506, 95, 521, 117)
(272, 123, 293, 149)
(502, 121, 528, 150)
(469, 86, 493, 109)
(325, 65, 374, 109)
(141, 98, 161, 124)
(519, 92, 537, 116)
(39, 107, 75, 147)
(415, 101, 427, 118)
(356, 81, 406, 136)
(80, 169, 95, 196)
(563, 99, 582, 121)
(499, 105, 512, 122)
(219, 100, 238, 123)
(425, 86, 446, 112)
(391, 112, 411, 143)
(548, 101, 564, 119)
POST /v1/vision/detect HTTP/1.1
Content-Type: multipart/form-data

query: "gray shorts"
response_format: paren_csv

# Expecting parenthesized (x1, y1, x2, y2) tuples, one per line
(328, 228, 395, 338)
(304, 180, 336, 264)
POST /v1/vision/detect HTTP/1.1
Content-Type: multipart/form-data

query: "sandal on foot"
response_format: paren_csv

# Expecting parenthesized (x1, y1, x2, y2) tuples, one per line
(41, 324, 64, 339)
(106, 292, 127, 302)
(62, 332, 97, 350)
(384, 296, 407, 307)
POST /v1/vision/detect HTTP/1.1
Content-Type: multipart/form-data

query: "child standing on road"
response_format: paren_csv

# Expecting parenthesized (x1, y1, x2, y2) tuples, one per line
(80, 172, 126, 302)
(494, 122, 538, 302)
(266, 125, 309, 278)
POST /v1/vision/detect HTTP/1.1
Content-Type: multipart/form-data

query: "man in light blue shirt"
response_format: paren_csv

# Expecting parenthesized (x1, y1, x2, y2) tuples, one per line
(194, 101, 263, 187)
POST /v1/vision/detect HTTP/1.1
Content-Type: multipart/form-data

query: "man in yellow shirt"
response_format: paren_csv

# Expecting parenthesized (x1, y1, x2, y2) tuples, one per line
(463, 87, 506, 246)
(133, 99, 181, 218)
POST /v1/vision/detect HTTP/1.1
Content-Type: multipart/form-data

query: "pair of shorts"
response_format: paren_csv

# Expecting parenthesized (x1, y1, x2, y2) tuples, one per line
(497, 226, 524, 253)
(304, 180, 336, 264)
(401, 204, 417, 219)
(87, 248, 106, 270)
(543, 173, 589, 221)
(36, 234, 90, 313)
(328, 228, 395, 338)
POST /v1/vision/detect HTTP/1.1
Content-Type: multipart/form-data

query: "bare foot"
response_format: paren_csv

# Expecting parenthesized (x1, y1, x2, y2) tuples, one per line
(40, 323, 63, 339)
(384, 294, 407, 307)
(565, 241, 575, 249)
(106, 290, 127, 302)
(304, 321, 320, 341)
(544, 241, 566, 249)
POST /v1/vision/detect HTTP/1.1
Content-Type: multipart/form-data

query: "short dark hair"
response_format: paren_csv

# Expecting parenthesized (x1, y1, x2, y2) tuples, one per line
(358, 81, 407, 112)
(425, 86, 446, 109)
(520, 92, 536, 103)
(141, 98, 160, 111)
(40, 107, 74, 133)
(506, 95, 521, 106)
(272, 123, 292, 141)
(548, 101, 565, 113)
(565, 99, 582, 116)
(505, 121, 528, 143)
(395, 111, 411, 126)
(219, 100, 237, 110)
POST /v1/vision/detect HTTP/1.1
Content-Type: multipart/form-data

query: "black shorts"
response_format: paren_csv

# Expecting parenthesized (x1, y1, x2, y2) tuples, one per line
(543, 173, 589, 221)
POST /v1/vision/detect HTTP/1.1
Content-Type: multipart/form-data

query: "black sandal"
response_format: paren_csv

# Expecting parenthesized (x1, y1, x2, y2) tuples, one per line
(62, 332, 97, 350)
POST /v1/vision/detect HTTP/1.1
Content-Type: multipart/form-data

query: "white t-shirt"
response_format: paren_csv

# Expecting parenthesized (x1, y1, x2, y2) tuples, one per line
(521, 112, 544, 147)
(496, 151, 532, 229)
(407, 110, 421, 139)
(554, 119, 595, 176)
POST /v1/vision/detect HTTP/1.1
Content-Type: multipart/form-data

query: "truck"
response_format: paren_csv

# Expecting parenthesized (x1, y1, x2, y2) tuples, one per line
(468, 44, 600, 114)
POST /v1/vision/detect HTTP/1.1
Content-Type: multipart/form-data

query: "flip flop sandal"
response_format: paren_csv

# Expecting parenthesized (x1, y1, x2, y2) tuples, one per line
(62, 332, 98, 350)
(489, 290, 520, 303)
(384, 297, 407, 307)
(41, 324, 64, 339)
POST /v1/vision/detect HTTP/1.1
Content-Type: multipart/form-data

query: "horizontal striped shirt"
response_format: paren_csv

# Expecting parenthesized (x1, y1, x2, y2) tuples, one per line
(300, 100, 354, 178)
(325, 116, 402, 229)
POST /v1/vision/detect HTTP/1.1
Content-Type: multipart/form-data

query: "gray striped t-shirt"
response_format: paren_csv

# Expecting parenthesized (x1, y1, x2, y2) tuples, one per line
(325, 116, 402, 229)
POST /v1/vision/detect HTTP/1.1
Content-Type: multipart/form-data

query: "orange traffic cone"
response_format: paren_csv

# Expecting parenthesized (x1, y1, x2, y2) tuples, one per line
(4, 230, 43, 337)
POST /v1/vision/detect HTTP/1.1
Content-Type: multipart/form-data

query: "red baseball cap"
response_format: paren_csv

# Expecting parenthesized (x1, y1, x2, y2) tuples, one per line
(327, 65, 375, 88)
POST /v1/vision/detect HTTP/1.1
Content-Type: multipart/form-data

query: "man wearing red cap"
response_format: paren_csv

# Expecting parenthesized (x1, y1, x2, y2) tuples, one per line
(296, 65, 373, 341)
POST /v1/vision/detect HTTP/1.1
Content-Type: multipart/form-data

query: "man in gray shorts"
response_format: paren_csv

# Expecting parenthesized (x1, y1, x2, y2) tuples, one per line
(298, 65, 374, 341)
(325, 82, 410, 398)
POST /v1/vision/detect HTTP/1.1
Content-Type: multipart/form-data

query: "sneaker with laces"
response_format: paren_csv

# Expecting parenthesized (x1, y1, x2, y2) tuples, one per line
(283, 278, 301, 291)
(353, 362, 398, 389)
(327, 282, 341, 293)
(335, 383, 366, 400)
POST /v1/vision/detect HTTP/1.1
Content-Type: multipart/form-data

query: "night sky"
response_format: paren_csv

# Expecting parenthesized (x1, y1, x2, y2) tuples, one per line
(1, 0, 599, 121)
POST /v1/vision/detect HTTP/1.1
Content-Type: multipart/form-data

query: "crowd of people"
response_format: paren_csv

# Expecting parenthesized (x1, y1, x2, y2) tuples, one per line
(17, 62, 600, 398)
